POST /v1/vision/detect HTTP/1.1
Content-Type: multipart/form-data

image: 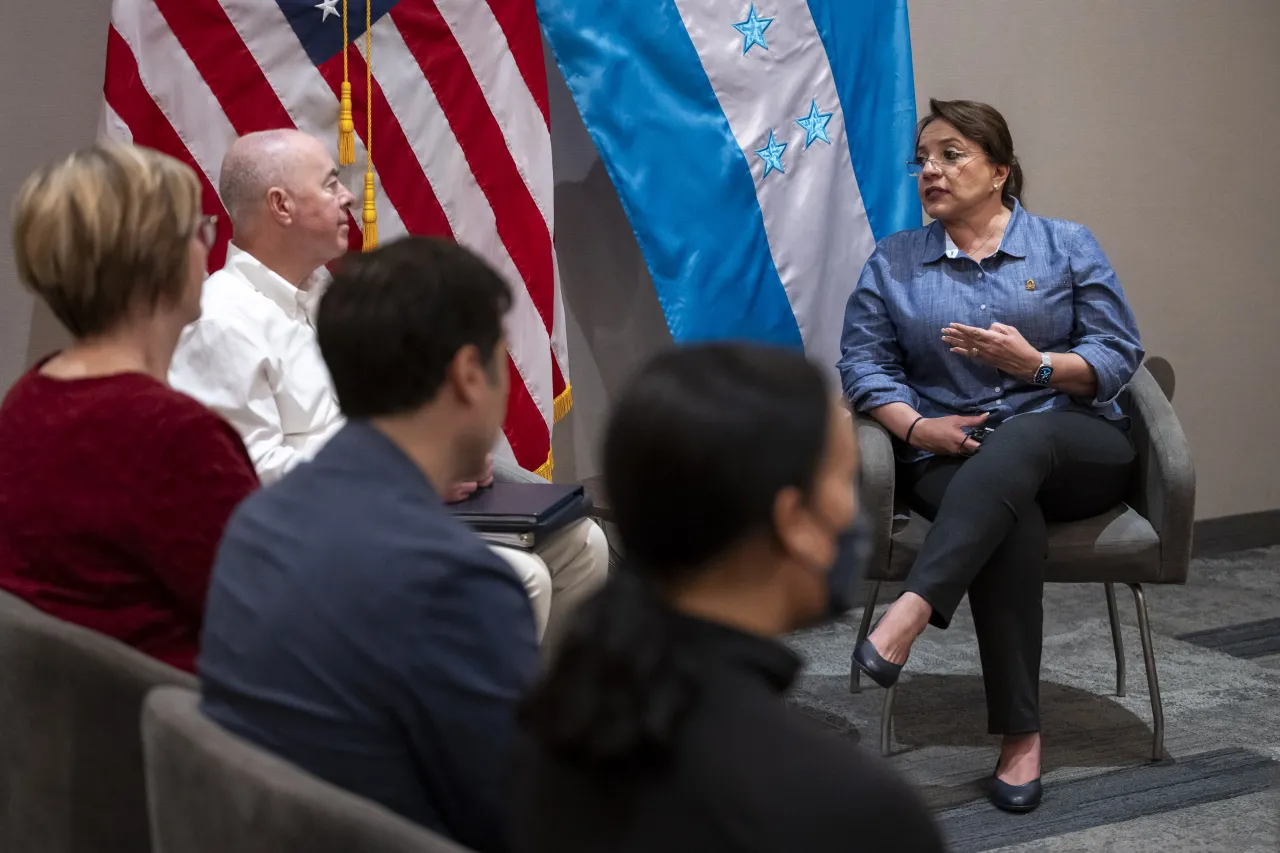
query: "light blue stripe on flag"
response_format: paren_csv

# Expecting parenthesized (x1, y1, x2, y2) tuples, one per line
(807, 0, 920, 240)
(537, 0, 803, 347)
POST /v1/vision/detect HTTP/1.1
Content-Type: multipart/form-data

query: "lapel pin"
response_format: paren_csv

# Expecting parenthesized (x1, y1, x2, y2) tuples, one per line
(1025, 279, 1036, 291)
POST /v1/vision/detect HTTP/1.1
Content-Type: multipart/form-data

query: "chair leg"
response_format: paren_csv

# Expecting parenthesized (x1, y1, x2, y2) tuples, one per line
(1128, 583, 1165, 761)
(849, 582, 881, 694)
(880, 683, 897, 756)
(1105, 583, 1126, 697)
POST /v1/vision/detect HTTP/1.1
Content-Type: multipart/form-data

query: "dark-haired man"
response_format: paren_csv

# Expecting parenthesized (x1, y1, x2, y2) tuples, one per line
(199, 237, 539, 852)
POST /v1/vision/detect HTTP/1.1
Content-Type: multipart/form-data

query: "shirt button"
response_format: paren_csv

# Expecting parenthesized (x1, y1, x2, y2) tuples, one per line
(977, 270, 985, 277)
(980, 304, 987, 310)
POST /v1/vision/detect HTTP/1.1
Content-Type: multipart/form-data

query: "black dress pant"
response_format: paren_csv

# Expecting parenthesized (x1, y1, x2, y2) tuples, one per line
(899, 411, 1135, 735)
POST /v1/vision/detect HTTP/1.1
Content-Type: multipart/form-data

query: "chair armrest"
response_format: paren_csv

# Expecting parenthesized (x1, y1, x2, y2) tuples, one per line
(856, 415, 896, 578)
(1123, 364, 1196, 583)
(492, 456, 548, 485)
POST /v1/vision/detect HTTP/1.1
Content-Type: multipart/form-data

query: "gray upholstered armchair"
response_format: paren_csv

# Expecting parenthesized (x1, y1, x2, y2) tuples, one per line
(0, 590, 196, 853)
(142, 686, 475, 853)
(850, 363, 1195, 759)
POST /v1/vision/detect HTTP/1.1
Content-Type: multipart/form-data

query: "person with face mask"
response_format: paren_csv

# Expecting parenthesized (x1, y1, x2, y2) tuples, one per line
(198, 237, 533, 853)
(510, 344, 945, 853)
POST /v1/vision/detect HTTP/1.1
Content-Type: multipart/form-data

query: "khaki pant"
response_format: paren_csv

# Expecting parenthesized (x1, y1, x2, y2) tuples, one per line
(490, 518, 609, 655)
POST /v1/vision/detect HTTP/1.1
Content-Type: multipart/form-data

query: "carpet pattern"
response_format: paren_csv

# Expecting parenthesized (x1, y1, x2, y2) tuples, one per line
(786, 546, 1280, 852)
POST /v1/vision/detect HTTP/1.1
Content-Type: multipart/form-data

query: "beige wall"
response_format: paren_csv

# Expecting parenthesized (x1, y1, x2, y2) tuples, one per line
(1, 1, 107, 386)
(2, 0, 1277, 519)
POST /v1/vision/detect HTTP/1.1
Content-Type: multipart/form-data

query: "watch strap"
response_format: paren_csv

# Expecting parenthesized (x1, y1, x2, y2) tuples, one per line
(1032, 352, 1054, 386)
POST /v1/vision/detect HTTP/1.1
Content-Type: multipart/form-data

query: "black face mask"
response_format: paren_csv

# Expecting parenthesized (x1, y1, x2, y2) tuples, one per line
(825, 507, 872, 617)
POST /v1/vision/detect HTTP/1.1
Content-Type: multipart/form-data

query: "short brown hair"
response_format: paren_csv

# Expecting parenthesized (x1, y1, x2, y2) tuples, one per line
(12, 143, 203, 338)
(917, 98, 1024, 208)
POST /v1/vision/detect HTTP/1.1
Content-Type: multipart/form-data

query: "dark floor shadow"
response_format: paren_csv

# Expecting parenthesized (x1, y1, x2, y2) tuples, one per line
(892, 674, 1155, 765)
(792, 673, 1159, 810)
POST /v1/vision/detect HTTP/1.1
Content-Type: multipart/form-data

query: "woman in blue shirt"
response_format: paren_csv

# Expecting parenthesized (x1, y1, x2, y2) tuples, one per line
(838, 99, 1143, 814)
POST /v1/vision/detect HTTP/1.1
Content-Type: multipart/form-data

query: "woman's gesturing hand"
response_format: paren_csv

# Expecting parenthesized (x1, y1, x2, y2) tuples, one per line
(909, 412, 988, 456)
(943, 322, 1040, 380)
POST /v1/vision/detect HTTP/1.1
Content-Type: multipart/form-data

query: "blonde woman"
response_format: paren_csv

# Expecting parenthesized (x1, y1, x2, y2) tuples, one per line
(0, 144, 259, 672)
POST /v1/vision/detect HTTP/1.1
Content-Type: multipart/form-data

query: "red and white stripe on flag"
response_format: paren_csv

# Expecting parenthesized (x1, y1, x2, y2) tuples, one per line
(100, 0, 571, 478)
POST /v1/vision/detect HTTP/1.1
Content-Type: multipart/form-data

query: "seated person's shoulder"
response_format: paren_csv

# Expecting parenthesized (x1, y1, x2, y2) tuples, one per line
(689, 708, 943, 850)
(131, 384, 254, 472)
(120, 376, 240, 439)
(233, 481, 526, 608)
(1018, 210, 1094, 249)
(875, 222, 932, 256)
(179, 270, 288, 349)
(778, 729, 942, 849)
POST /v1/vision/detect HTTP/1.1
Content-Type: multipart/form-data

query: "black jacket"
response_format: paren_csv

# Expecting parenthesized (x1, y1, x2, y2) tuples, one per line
(512, 613, 945, 853)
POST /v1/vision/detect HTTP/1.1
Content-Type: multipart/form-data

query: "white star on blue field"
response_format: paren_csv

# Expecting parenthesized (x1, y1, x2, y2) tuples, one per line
(733, 4, 774, 55)
(795, 99, 833, 148)
(755, 129, 787, 178)
(315, 0, 339, 21)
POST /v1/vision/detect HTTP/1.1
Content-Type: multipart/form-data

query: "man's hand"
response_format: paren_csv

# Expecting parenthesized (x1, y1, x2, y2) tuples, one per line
(943, 322, 1041, 380)
(909, 413, 988, 457)
(443, 454, 496, 503)
(442, 481, 479, 504)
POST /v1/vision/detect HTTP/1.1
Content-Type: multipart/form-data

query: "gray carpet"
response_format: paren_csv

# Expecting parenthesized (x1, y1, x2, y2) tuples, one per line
(786, 546, 1280, 852)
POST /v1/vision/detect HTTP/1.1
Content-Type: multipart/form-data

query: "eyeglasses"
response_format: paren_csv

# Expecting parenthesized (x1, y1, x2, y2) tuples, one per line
(906, 150, 980, 177)
(194, 214, 219, 249)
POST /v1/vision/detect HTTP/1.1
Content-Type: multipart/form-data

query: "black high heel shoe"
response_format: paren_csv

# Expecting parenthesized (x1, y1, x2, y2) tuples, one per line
(852, 638, 903, 688)
(988, 765, 1043, 813)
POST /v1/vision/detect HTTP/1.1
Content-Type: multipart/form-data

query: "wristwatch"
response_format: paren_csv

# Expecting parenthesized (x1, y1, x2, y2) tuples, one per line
(1031, 352, 1054, 386)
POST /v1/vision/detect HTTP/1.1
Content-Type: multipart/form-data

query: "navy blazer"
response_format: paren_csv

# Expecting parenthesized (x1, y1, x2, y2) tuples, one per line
(199, 421, 538, 853)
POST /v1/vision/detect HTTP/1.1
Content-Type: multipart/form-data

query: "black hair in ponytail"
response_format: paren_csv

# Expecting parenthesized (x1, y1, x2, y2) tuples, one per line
(518, 343, 832, 766)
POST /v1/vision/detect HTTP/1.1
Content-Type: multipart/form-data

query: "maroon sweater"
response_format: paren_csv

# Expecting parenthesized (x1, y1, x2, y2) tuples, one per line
(0, 365, 259, 672)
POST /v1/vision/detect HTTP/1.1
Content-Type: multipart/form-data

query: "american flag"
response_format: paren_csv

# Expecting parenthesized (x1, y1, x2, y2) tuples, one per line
(101, 0, 571, 478)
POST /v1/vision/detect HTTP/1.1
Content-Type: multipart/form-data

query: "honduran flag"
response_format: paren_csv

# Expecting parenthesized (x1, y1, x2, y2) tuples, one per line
(538, 0, 919, 369)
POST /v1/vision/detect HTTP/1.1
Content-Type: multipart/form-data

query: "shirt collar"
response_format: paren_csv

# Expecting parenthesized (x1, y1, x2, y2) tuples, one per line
(922, 198, 1030, 263)
(224, 244, 318, 320)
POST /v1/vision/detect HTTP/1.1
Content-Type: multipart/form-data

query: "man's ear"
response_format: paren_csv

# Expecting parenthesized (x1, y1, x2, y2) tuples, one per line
(266, 187, 292, 226)
(447, 344, 486, 405)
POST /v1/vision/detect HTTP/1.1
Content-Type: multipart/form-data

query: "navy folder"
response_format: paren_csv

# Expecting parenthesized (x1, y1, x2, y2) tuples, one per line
(449, 482, 590, 550)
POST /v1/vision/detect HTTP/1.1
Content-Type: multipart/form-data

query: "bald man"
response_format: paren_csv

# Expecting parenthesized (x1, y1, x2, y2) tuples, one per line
(171, 131, 608, 651)
(170, 130, 354, 483)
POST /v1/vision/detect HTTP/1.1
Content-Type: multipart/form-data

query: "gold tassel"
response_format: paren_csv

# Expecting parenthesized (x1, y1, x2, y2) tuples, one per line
(360, 0, 377, 250)
(553, 384, 573, 422)
(362, 172, 378, 250)
(337, 1, 354, 165)
(534, 450, 554, 482)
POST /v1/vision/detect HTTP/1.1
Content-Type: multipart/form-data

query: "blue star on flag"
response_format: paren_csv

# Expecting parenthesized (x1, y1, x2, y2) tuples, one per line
(754, 129, 787, 178)
(733, 4, 774, 55)
(795, 99, 833, 148)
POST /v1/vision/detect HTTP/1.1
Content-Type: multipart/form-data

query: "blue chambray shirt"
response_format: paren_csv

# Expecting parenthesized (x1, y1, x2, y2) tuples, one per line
(837, 200, 1144, 462)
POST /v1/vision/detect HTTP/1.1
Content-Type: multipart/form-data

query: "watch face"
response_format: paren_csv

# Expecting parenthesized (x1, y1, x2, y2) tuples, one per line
(1034, 365, 1054, 386)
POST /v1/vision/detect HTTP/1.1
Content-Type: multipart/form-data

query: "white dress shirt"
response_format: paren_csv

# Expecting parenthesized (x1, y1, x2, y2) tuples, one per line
(170, 246, 345, 485)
